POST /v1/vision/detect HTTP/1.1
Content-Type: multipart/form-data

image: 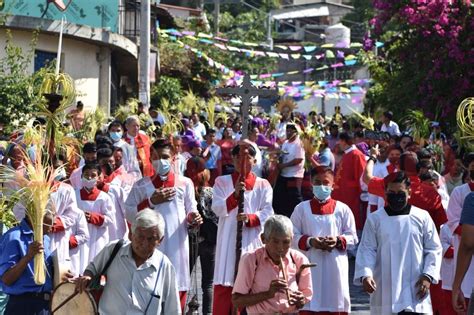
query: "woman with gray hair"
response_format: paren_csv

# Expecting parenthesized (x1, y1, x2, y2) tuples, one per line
(75, 209, 181, 314)
(232, 215, 313, 314)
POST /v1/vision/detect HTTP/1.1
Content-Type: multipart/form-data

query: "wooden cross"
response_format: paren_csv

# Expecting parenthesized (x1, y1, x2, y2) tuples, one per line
(216, 74, 279, 139)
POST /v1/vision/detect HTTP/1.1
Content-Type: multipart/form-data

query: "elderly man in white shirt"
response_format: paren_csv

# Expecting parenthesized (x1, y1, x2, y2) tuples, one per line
(75, 209, 181, 315)
(380, 111, 401, 137)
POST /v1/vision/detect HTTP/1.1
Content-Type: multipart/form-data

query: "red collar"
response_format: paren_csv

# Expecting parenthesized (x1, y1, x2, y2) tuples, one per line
(51, 181, 61, 192)
(469, 182, 474, 191)
(103, 170, 120, 184)
(387, 163, 397, 174)
(310, 198, 336, 215)
(231, 172, 257, 190)
(151, 171, 175, 188)
(80, 187, 101, 201)
(125, 133, 146, 147)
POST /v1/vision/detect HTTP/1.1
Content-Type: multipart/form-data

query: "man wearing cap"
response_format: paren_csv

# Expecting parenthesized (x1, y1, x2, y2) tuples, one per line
(211, 143, 274, 314)
(125, 138, 202, 311)
(355, 171, 442, 314)
(273, 124, 305, 218)
(380, 111, 401, 137)
(446, 153, 474, 308)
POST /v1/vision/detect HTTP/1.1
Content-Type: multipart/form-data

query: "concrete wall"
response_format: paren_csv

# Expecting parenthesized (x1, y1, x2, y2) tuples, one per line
(0, 29, 102, 111)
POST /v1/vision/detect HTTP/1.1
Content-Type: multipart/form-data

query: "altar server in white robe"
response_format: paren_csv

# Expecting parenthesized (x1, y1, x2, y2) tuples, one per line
(211, 142, 274, 315)
(75, 163, 115, 267)
(445, 153, 474, 299)
(13, 157, 80, 264)
(124, 138, 202, 311)
(291, 166, 357, 314)
(69, 210, 89, 275)
(96, 147, 129, 241)
(355, 171, 442, 315)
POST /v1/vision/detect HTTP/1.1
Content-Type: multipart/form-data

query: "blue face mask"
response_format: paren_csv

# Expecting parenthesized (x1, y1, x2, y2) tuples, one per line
(109, 131, 123, 142)
(312, 185, 332, 201)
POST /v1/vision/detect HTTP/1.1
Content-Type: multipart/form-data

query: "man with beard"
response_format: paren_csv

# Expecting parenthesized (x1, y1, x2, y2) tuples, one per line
(355, 171, 442, 314)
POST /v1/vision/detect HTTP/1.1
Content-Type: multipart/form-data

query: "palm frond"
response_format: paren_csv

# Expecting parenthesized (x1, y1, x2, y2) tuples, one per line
(402, 109, 430, 143)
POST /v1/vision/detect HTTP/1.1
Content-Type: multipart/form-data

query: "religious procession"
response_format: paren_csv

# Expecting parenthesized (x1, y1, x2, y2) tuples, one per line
(1, 1, 474, 315)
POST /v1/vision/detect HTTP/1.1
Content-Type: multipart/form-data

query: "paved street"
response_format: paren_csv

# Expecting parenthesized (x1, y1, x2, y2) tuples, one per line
(189, 257, 371, 314)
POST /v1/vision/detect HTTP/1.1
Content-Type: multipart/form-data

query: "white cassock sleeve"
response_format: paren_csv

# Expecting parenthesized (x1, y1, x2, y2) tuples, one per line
(56, 184, 80, 230)
(101, 194, 116, 227)
(162, 261, 181, 315)
(290, 203, 307, 249)
(446, 187, 463, 232)
(254, 180, 273, 224)
(439, 225, 453, 256)
(124, 181, 143, 222)
(212, 176, 232, 218)
(184, 178, 198, 215)
(74, 211, 90, 246)
(422, 215, 442, 283)
(340, 204, 359, 247)
(354, 214, 378, 285)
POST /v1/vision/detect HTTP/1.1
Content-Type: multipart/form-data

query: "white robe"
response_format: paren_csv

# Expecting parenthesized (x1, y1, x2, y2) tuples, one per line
(113, 139, 142, 183)
(75, 189, 115, 267)
(445, 183, 474, 297)
(106, 184, 129, 241)
(211, 174, 274, 286)
(124, 174, 197, 291)
(291, 199, 358, 312)
(368, 161, 389, 211)
(13, 182, 79, 263)
(69, 210, 89, 276)
(440, 224, 454, 290)
(354, 206, 442, 315)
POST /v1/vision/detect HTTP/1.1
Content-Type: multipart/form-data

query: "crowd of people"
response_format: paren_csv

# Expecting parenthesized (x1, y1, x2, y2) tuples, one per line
(0, 99, 473, 315)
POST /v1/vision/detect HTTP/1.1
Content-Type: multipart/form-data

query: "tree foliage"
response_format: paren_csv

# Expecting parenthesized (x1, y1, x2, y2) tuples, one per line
(0, 29, 45, 132)
(364, 0, 474, 125)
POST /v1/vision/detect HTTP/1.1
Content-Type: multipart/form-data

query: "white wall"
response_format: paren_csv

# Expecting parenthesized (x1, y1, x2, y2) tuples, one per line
(0, 29, 101, 111)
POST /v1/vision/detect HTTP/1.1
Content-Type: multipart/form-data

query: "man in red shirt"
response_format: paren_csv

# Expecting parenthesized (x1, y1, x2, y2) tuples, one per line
(332, 132, 367, 230)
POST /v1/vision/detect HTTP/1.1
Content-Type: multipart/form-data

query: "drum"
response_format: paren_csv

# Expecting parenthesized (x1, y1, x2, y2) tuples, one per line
(51, 282, 98, 315)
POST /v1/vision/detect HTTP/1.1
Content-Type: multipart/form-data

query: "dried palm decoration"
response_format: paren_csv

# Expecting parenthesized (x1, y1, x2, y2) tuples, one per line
(402, 109, 430, 145)
(347, 106, 375, 130)
(457, 98, 474, 141)
(74, 107, 106, 142)
(276, 98, 296, 113)
(0, 134, 62, 284)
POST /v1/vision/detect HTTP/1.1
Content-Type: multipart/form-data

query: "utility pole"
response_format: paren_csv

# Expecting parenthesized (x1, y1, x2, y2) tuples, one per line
(267, 13, 273, 50)
(139, 0, 151, 106)
(214, 0, 220, 34)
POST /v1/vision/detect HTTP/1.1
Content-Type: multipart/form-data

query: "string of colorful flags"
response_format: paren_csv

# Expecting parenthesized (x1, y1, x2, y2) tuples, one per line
(176, 39, 359, 81)
(160, 28, 367, 50)
(160, 28, 361, 64)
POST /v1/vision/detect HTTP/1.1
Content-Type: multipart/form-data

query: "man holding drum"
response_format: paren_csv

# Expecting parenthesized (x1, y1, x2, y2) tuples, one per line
(75, 209, 181, 314)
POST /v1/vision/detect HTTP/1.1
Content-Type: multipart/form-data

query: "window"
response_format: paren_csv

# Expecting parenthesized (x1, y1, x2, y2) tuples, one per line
(34, 50, 62, 72)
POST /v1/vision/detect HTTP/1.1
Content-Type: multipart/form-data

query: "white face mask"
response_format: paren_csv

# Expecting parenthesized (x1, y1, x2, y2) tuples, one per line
(82, 178, 97, 189)
(109, 131, 123, 142)
(54, 168, 67, 181)
(152, 159, 171, 176)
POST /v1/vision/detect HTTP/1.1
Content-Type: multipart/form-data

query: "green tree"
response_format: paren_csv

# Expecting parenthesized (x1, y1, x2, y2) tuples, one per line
(0, 29, 44, 133)
(150, 75, 184, 108)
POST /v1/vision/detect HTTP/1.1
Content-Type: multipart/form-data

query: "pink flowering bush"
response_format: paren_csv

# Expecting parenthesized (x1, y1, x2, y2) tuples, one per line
(365, 0, 473, 122)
